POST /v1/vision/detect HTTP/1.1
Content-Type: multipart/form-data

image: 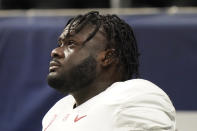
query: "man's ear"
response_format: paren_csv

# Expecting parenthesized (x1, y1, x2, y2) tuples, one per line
(100, 49, 117, 67)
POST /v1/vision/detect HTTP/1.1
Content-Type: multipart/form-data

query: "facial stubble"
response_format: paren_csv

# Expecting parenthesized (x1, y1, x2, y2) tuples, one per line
(47, 55, 97, 94)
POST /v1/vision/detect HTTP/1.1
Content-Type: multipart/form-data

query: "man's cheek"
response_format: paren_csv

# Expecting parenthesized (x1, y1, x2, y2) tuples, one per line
(64, 48, 74, 58)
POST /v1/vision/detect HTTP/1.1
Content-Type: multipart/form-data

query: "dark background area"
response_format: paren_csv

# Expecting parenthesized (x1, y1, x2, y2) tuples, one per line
(1, 0, 197, 9)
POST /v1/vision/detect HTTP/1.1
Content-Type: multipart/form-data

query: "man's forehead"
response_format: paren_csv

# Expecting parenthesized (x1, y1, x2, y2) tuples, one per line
(59, 21, 107, 43)
(59, 28, 69, 40)
(59, 22, 78, 40)
(64, 21, 79, 32)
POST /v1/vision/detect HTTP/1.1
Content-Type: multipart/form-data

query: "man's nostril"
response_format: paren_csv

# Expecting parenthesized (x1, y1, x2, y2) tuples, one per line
(53, 53, 59, 58)
(51, 48, 65, 58)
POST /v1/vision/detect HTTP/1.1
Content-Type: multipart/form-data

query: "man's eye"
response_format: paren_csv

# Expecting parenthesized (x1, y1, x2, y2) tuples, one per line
(68, 40, 76, 45)
(58, 43, 63, 47)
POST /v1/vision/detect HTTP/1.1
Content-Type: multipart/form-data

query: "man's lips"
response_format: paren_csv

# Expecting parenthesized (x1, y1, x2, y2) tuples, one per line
(49, 60, 61, 72)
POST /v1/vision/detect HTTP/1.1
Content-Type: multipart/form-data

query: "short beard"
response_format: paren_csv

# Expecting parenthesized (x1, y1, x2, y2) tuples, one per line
(47, 55, 97, 94)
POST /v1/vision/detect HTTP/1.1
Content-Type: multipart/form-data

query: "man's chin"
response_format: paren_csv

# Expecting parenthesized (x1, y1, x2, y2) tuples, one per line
(47, 73, 67, 93)
(48, 71, 58, 77)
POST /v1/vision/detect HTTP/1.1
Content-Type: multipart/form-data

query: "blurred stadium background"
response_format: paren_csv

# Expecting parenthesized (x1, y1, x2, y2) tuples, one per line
(0, 0, 197, 131)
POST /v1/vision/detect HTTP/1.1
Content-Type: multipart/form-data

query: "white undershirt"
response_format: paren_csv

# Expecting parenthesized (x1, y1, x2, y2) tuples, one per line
(42, 79, 176, 131)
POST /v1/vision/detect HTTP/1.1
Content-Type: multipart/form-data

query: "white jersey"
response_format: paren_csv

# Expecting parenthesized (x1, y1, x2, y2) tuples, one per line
(42, 79, 176, 131)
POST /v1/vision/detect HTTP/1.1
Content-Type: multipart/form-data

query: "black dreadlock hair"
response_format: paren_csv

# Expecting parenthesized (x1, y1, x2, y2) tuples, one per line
(64, 11, 140, 80)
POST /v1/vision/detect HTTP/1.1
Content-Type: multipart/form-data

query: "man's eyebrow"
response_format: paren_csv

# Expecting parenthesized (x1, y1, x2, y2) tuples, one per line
(58, 37, 66, 44)
(58, 33, 68, 41)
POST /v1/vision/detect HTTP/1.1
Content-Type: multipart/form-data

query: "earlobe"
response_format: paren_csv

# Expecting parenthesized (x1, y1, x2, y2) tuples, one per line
(100, 49, 116, 67)
(102, 59, 110, 67)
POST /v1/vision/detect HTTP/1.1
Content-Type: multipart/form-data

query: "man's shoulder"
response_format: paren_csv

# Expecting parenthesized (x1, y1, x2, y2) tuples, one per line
(104, 79, 174, 110)
(105, 79, 167, 99)
(104, 79, 176, 130)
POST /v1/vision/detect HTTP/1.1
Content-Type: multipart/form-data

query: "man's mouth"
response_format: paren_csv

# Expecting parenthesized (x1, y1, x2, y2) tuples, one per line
(49, 61, 61, 72)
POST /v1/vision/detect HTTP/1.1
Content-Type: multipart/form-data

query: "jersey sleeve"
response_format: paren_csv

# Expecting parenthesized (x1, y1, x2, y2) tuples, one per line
(112, 79, 176, 131)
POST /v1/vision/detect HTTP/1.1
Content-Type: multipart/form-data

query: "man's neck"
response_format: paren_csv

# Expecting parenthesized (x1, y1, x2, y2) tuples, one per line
(70, 65, 123, 107)
(70, 80, 114, 107)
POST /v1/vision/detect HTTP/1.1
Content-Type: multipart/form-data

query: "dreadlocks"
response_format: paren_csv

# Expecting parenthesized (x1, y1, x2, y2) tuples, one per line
(64, 11, 140, 80)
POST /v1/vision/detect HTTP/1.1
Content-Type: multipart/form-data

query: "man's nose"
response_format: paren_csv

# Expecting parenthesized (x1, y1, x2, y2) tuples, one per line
(51, 47, 65, 58)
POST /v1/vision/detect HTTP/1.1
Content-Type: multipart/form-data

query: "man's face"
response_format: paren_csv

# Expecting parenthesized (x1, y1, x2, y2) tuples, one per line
(47, 24, 107, 93)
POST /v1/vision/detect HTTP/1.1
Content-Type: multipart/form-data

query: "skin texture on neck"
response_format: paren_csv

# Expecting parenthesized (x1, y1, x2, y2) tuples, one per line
(71, 64, 123, 106)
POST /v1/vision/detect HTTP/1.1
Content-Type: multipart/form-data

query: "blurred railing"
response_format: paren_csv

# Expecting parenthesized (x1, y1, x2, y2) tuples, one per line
(0, 7, 197, 17)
